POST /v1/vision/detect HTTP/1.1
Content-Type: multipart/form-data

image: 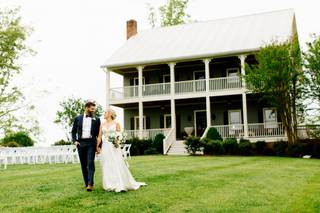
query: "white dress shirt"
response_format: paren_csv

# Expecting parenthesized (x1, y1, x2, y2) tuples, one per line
(82, 114, 92, 139)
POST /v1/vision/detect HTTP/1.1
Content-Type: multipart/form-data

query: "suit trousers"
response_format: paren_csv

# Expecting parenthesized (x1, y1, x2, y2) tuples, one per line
(77, 138, 96, 186)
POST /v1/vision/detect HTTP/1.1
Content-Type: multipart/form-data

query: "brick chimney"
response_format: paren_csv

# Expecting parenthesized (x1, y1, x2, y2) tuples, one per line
(126, 19, 137, 40)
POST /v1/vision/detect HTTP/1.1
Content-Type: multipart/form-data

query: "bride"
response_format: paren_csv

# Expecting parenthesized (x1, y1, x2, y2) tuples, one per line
(96, 108, 146, 192)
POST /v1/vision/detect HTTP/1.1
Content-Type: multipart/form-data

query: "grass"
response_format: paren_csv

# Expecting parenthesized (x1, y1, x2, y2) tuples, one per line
(0, 156, 319, 213)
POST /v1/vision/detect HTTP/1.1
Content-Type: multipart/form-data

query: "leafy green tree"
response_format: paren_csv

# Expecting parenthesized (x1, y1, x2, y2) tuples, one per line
(1, 131, 34, 147)
(54, 97, 103, 141)
(147, 0, 191, 27)
(304, 34, 320, 113)
(0, 8, 37, 136)
(244, 36, 306, 144)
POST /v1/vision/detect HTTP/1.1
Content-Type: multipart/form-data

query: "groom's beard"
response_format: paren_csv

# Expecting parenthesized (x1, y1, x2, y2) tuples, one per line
(86, 112, 94, 117)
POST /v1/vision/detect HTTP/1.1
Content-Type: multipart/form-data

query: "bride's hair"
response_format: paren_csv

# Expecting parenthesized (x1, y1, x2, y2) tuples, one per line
(106, 108, 117, 120)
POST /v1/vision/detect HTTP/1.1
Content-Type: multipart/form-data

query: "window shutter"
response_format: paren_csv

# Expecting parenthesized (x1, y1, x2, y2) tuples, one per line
(223, 111, 228, 125)
(130, 117, 134, 130)
(160, 115, 164, 128)
(146, 116, 151, 129)
(258, 109, 263, 123)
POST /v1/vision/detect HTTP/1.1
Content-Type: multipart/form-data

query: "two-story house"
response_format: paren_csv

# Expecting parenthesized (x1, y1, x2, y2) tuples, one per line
(101, 9, 297, 155)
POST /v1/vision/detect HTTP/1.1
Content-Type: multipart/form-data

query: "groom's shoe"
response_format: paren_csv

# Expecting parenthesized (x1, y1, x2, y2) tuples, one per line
(86, 185, 93, 192)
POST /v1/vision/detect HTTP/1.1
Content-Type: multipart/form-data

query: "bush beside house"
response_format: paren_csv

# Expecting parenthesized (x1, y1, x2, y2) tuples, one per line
(183, 127, 320, 158)
(125, 133, 165, 156)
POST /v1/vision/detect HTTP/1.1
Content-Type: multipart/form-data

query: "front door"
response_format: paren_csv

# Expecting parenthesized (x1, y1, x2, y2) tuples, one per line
(194, 110, 207, 136)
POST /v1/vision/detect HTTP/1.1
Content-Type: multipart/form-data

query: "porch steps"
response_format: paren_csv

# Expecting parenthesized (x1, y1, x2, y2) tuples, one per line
(167, 140, 188, 155)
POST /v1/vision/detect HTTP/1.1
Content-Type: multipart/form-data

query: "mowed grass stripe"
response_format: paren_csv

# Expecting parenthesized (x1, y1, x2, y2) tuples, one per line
(0, 156, 319, 213)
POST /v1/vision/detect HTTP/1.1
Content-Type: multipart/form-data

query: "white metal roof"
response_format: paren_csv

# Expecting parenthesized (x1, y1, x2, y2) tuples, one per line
(103, 9, 296, 69)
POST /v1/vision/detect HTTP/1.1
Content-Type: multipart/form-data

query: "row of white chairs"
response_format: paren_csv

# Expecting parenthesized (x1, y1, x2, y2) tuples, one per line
(0, 144, 132, 170)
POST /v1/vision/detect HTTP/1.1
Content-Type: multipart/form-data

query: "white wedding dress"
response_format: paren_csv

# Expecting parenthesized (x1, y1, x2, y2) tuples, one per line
(100, 122, 146, 192)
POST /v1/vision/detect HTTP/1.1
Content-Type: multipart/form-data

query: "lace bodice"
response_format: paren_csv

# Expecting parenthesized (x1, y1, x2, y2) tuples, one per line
(102, 122, 117, 143)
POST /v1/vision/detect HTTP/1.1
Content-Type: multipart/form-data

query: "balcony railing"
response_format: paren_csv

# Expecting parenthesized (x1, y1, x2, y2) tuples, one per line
(110, 86, 138, 100)
(143, 82, 171, 96)
(109, 77, 242, 101)
(209, 76, 242, 91)
(175, 79, 206, 94)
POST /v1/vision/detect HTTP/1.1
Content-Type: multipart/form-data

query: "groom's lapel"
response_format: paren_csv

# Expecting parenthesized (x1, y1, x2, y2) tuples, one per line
(79, 115, 84, 130)
(90, 117, 96, 134)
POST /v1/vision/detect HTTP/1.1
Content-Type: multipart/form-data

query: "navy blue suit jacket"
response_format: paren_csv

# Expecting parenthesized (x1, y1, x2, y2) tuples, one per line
(71, 115, 101, 142)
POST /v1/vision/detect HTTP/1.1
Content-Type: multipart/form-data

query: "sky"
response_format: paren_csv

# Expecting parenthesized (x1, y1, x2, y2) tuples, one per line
(0, 0, 319, 146)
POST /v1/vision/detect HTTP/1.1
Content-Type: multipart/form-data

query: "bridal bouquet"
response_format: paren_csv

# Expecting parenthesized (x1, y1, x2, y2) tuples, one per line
(108, 131, 127, 148)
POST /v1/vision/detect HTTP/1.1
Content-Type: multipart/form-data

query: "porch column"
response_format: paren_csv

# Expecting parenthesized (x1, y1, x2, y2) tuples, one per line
(169, 62, 176, 134)
(239, 55, 246, 87)
(239, 55, 248, 138)
(137, 66, 144, 139)
(203, 59, 212, 127)
(206, 96, 211, 127)
(203, 58, 211, 92)
(105, 68, 111, 108)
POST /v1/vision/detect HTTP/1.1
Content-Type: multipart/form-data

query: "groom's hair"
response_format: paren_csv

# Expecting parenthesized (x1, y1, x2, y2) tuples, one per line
(85, 101, 96, 108)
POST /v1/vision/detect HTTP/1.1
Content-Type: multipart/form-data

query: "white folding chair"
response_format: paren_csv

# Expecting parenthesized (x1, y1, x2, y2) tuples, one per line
(0, 148, 8, 170)
(121, 144, 132, 160)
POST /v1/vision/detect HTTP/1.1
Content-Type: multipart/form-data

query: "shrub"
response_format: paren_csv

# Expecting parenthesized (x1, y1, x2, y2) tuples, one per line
(238, 139, 252, 155)
(184, 136, 201, 155)
(144, 147, 158, 155)
(153, 134, 165, 154)
(125, 138, 154, 156)
(254, 141, 267, 155)
(287, 143, 307, 157)
(53, 139, 73, 146)
(201, 139, 224, 155)
(272, 141, 288, 156)
(1, 132, 34, 147)
(3, 141, 21, 147)
(223, 138, 238, 155)
(206, 128, 222, 141)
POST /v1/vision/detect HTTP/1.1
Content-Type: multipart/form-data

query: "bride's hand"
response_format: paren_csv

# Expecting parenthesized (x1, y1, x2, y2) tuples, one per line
(96, 147, 101, 154)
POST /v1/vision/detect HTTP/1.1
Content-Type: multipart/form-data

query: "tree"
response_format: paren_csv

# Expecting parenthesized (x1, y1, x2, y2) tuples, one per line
(0, 8, 37, 136)
(54, 97, 103, 141)
(304, 34, 320, 112)
(1, 131, 34, 147)
(147, 0, 191, 27)
(244, 36, 306, 144)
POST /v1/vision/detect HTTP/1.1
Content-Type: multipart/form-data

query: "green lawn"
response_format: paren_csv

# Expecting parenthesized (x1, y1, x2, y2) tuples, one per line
(0, 156, 319, 213)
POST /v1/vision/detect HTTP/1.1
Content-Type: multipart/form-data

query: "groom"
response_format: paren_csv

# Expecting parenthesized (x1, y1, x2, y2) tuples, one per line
(72, 101, 101, 192)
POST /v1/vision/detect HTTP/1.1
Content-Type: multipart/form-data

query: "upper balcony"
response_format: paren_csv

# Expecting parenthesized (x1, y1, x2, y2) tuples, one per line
(110, 76, 242, 103)
(107, 55, 255, 104)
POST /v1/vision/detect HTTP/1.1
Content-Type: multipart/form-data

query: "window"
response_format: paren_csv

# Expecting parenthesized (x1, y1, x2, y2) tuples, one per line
(226, 68, 240, 84)
(193, 70, 205, 80)
(134, 116, 146, 130)
(163, 74, 170, 83)
(263, 108, 278, 128)
(228, 110, 242, 130)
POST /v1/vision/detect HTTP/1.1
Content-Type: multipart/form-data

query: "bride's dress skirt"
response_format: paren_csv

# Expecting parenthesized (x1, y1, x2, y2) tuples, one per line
(100, 141, 146, 192)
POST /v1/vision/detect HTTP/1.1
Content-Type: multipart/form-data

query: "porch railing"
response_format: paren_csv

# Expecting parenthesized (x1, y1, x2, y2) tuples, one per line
(125, 128, 171, 140)
(163, 128, 175, 154)
(247, 123, 285, 137)
(209, 76, 242, 91)
(201, 122, 285, 139)
(175, 79, 206, 94)
(143, 82, 171, 96)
